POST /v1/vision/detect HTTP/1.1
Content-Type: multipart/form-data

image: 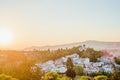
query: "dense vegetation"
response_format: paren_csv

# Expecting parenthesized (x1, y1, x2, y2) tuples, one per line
(0, 46, 120, 80)
(79, 48, 102, 62)
(114, 57, 120, 64)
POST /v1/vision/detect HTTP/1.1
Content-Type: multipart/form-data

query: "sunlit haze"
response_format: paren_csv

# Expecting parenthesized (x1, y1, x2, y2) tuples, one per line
(0, 0, 120, 50)
(0, 28, 14, 45)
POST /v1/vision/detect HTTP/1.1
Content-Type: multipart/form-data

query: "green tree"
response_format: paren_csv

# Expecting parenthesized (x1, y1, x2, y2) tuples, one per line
(73, 65, 85, 76)
(65, 68, 76, 80)
(1, 55, 41, 80)
(31, 66, 42, 80)
(114, 57, 120, 64)
(66, 58, 74, 69)
(94, 75, 108, 80)
(13, 57, 37, 80)
(45, 72, 59, 80)
(80, 48, 101, 62)
(113, 66, 120, 80)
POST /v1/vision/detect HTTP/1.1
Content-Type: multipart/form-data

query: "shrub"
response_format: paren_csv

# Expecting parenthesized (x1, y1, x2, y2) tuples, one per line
(80, 76, 91, 80)
(94, 75, 108, 80)
(65, 68, 76, 79)
(0, 74, 18, 80)
(73, 65, 85, 76)
(45, 72, 59, 80)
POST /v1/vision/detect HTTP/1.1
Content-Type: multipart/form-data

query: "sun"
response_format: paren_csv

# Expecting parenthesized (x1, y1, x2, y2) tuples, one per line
(0, 28, 13, 45)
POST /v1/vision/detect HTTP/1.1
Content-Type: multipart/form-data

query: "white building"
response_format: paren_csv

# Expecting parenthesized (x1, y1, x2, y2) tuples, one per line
(84, 67, 100, 73)
(61, 57, 68, 63)
(79, 44, 87, 51)
(102, 64, 113, 73)
(92, 62, 104, 67)
(35, 53, 114, 74)
(55, 67, 67, 73)
(99, 56, 114, 63)
(54, 58, 64, 65)
(66, 53, 79, 59)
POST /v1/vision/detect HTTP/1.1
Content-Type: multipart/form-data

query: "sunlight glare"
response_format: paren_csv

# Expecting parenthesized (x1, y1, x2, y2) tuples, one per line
(0, 28, 13, 45)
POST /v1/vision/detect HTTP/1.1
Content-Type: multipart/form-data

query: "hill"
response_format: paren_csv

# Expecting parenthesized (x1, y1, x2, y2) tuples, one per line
(24, 40, 120, 51)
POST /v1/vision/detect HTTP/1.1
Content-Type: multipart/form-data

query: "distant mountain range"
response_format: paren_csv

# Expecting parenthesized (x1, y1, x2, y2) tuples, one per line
(24, 40, 120, 51)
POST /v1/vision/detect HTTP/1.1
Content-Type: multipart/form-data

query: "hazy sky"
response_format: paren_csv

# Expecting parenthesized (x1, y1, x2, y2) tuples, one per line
(0, 0, 120, 50)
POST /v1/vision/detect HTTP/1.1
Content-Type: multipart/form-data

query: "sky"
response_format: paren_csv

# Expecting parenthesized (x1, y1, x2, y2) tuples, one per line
(0, 0, 120, 50)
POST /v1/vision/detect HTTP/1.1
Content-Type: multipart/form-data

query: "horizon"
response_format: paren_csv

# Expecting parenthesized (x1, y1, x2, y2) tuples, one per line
(1, 40, 120, 50)
(0, 0, 120, 50)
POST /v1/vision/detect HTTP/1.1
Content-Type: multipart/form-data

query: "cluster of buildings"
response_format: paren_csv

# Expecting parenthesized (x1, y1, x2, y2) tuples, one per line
(35, 53, 115, 74)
